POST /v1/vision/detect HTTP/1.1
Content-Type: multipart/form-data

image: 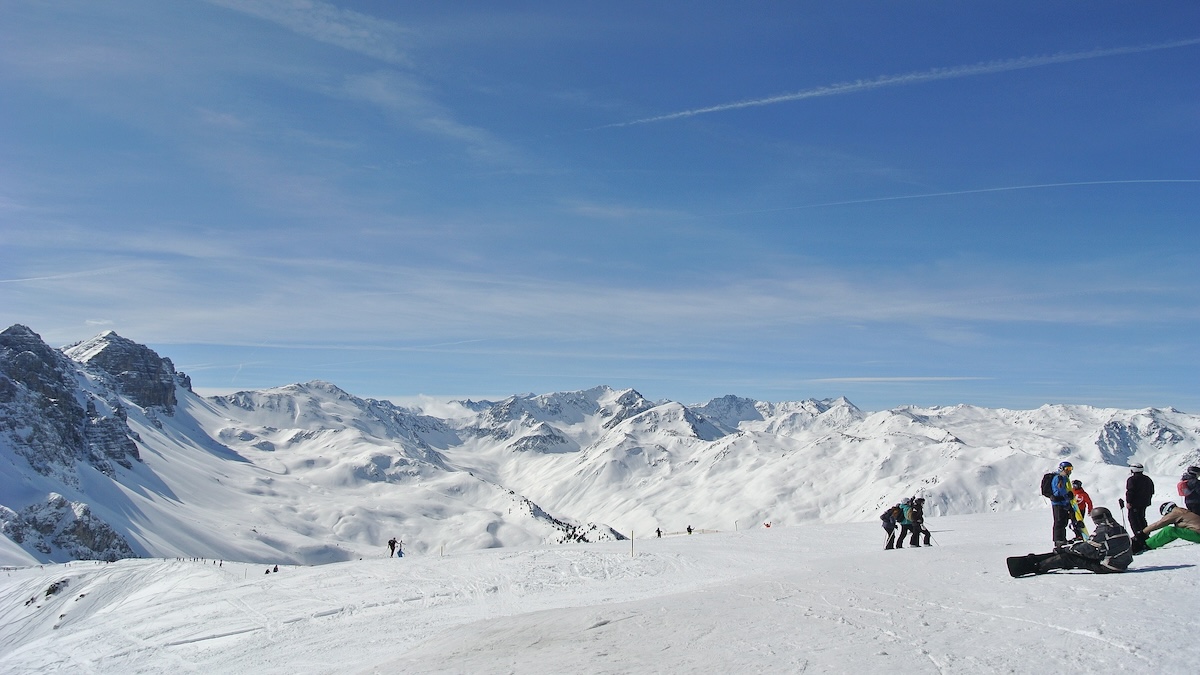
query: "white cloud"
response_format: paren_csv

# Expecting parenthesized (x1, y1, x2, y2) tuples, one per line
(206, 0, 413, 65)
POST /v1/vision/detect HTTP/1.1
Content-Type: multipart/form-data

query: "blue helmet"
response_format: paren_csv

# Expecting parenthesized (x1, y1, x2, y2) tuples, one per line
(1058, 461, 1073, 473)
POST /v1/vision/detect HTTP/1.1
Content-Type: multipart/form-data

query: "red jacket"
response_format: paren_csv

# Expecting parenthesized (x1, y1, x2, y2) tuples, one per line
(1072, 488, 1093, 515)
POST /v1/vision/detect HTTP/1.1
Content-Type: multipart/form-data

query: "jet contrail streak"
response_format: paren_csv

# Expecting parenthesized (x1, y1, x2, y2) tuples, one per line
(598, 37, 1200, 129)
(704, 180, 1200, 217)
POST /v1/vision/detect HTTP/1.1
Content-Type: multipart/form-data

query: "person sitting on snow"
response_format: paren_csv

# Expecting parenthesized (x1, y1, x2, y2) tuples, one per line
(1026, 507, 1133, 575)
(1133, 502, 1200, 553)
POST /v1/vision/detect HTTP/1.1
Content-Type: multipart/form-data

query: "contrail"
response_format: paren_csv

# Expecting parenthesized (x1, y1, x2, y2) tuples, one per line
(597, 37, 1200, 129)
(721, 179, 1200, 216)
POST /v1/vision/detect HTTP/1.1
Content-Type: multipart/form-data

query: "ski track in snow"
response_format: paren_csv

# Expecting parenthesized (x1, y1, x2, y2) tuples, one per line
(2, 510, 1197, 674)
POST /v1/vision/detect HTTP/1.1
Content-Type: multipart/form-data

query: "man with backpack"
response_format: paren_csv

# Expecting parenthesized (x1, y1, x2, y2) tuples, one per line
(1177, 466, 1200, 515)
(909, 497, 932, 547)
(880, 503, 903, 550)
(1125, 463, 1155, 534)
(1043, 461, 1077, 545)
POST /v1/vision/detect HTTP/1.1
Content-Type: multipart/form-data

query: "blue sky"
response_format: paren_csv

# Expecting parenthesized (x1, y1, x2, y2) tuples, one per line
(2, 1, 1198, 411)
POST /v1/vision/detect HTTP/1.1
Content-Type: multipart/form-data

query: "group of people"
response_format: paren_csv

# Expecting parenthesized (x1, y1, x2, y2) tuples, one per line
(880, 496, 931, 549)
(387, 537, 403, 558)
(1023, 461, 1200, 576)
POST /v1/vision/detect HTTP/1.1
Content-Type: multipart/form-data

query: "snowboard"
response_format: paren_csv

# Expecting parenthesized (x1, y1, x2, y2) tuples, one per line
(1006, 552, 1056, 577)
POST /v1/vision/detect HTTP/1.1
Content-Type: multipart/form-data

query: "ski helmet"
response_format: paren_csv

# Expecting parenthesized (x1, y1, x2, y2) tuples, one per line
(1160, 502, 1178, 516)
(1091, 507, 1112, 523)
(901, 497, 912, 505)
(1129, 463, 1144, 473)
(1058, 461, 1073, 473)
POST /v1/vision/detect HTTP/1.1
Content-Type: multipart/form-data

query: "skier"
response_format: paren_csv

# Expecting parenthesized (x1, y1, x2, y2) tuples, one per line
(895, 498, 918, 548)
(880, 504, 902, 550)
(1177, 466, 1200, 515)
(656, 528, 662, 538)
(909, 497, 932, 547)
(1071, 480, 1093, 516)
(686, 525, 693, 535)
(1048, 461, 1076, 545)
(1009, 507, 1132, 576)
(387, 537, 397, 557)
(1125, 463, 1155, 535)
(1133, 502, 1200, 553)
(395, 539, 404, 558)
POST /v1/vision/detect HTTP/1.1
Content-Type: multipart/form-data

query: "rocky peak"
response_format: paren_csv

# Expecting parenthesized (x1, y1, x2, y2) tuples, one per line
(64, 331, 185, 411)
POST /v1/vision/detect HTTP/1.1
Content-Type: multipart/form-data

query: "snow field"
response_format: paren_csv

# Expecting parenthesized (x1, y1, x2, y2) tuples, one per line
(2, 509, 1197, 674)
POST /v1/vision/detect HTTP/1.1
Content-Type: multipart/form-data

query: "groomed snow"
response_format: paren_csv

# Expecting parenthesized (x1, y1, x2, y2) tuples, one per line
(2, 509, 1196, 674)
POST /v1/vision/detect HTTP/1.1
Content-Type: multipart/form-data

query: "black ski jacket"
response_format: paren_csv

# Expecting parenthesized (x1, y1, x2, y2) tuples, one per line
(1125, 473, 1155, 508)
(1067, 521, 1133, 572)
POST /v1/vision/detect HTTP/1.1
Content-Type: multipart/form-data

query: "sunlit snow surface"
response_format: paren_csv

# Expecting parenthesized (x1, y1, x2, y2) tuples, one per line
(3, 510, 1196, 674)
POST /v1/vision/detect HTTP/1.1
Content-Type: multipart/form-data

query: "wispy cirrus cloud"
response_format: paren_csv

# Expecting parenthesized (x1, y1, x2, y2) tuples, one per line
(598, 37, 1200, 128)
(205, 0, 413, 65)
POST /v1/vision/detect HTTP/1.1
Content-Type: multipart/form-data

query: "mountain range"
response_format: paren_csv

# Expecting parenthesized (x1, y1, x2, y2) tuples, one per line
(2, 324, 1198, 566)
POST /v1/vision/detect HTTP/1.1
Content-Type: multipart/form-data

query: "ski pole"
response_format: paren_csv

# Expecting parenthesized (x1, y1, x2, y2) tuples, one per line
(1118, 498, 1127, 528)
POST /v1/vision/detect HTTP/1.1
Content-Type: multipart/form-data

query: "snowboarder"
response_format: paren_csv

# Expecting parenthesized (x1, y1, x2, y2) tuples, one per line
(1008, 507, 1133, 577)
(1125, 463, 1155, 534)
(881, 504, 902, 550)
(1177, 466, 1200, 515)
(273, 565, 278, 573)
(1133, 502, 1200, 553)
(1048, 461, 1076, 545)
(909, 497, 931, 547)
(1071, 481, 1093, 517)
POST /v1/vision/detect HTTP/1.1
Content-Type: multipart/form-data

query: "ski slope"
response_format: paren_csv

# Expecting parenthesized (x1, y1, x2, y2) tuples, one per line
(2, 509, 1196, 674)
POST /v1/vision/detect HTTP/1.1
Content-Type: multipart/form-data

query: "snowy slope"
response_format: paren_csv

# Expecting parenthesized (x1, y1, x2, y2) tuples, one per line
(1, 510, 1197, 674)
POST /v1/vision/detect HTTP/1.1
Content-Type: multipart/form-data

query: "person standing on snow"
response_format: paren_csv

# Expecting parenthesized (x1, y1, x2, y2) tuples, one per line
(1016, 507, 1133, 576)
(1178, 466, 1200, 515)
(909, 497, 932, 547)
(896, 498, 917, 549)
(881, 504, 902, 550)
(1072, 481, 1093, 516)
(1125, 463, 1155, 534)
(1050, 461, 1076, 545)
(387, 537, 397, 557)
(1133, 502, 1200, 553)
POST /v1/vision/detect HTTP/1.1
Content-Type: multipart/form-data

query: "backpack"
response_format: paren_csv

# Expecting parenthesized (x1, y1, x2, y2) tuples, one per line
(1040, 472, 1056, 499)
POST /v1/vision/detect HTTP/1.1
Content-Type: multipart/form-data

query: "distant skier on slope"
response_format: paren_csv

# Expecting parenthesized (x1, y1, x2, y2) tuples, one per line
(1008, 507, 1132, 577)
(388, 537, 397, 557)
(896, 498, 917, 548)
(909, 497, 932, 547)
(1132, 502, 1200, 553)
(1125, 463, 1155, 534)
(881, 503, 902, 550)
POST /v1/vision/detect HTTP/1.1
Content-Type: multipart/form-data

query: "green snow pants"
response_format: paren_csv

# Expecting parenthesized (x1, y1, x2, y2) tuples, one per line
(1146, 525, 1200, 549)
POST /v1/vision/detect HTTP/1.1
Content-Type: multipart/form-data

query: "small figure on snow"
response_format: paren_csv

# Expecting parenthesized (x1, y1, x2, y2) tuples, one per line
(655, 528, 662, 538)
(880, 503, 903, 550)
(686, 525, 693, 535)
(1133, 502, 1200, 553)
(388, 537, 397, 557)
(909, 497, 932, 547)
(395, 540, 404, 558)
(1125, 463, 1155, 534)
(1008, 507, 1132, 577)
(1071, 480, 1093, 516)
(273, 565, 279, 573)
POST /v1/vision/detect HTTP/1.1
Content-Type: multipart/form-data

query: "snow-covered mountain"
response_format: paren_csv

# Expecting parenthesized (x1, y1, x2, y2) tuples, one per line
(2, 324, 1198, 566)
